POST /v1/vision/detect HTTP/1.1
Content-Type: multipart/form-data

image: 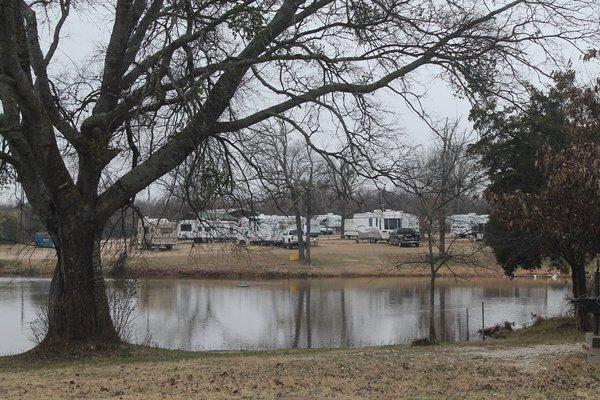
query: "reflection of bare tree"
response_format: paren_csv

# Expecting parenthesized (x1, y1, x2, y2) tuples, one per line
(292, 283, 306, 349)
(306, 284, 312, 349)
(439, 285, 447, 342)
(340, 289, 349, 347)
(20, 281, 24, 326)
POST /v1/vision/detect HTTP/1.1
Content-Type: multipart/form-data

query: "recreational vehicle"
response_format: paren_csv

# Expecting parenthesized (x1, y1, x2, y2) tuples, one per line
(177, 219, 199, 240)
(137, 218, 177, 250)
(344, 210, 419, 242)
(237, 215, 296, 245)
(447, 214, 489, 239)
(177, 210, 239, 242)
(311, 213, 342, 234)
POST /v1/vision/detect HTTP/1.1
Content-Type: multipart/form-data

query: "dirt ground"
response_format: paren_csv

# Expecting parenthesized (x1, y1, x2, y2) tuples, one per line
(0, 237, 557, 279)
(0, 318, 597, 399)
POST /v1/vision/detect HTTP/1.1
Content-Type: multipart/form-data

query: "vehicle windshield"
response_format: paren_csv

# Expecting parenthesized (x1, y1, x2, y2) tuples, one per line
(396, 228, 416, 234)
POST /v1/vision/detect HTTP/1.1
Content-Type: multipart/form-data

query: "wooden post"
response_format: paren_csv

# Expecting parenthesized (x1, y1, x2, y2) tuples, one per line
(466, 308, 470, 341)
(481, 302, 485, 340)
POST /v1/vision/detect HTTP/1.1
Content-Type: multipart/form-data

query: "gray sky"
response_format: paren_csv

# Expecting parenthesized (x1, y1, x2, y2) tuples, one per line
(1, 3, 598, 205)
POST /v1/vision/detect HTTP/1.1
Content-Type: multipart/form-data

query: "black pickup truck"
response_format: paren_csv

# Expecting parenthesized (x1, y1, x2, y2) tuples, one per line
(388, 228, 421, 247)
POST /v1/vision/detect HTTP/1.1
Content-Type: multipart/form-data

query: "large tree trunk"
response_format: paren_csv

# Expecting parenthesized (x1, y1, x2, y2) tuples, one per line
(294, 210, 305, 261)
(571, 264, 589, 331)
(40, 220, 119, 349)
(427, 228, 437, 344)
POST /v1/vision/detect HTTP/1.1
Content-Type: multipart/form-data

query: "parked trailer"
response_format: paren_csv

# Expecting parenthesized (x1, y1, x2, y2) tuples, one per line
(237, 215, 296, 245)
(446, 213, 489, 239)
(137, 218, 177, 250)
(345, 210, 419, 242)
(311, 213, 342, 235)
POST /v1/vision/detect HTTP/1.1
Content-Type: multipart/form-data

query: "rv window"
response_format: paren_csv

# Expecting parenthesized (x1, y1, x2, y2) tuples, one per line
(369, 218, 372, 227)
(180, 224, 192, 231)
(385, 219, 403, 230)
(229, 227, 234, 233)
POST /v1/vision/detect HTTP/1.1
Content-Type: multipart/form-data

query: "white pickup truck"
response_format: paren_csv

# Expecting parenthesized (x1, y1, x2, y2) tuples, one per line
(280, 228, 318, 248)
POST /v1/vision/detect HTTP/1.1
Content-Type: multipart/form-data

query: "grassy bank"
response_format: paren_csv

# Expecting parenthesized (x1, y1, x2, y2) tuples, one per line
(0, 318, 596, 399)
(0, 238, 559, 279)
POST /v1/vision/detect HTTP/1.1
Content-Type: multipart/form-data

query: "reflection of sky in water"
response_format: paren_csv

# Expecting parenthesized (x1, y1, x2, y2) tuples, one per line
(0, 277, 571, 355)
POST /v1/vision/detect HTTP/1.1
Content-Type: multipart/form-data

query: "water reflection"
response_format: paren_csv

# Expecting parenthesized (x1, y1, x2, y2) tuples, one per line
(0, 277, 570, 355)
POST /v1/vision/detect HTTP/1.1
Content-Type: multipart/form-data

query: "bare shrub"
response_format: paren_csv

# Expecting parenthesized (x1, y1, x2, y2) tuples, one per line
(109, 278, 139, 343)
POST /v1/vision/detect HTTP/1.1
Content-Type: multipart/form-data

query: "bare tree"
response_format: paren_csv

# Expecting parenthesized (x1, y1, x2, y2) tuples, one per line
(324, 158, 365, 238)
(396, 121, 486, 343)
(0, 0, 596, 349)
(252, 120, 327, 264)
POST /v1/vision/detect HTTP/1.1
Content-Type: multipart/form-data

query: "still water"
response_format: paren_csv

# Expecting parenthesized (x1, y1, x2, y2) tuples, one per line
(0, 277, 570, 355)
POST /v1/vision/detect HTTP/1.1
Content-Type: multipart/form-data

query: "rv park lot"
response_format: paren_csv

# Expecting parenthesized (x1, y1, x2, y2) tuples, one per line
(1, 317, 598, 399)
(0, 237, 555, 279)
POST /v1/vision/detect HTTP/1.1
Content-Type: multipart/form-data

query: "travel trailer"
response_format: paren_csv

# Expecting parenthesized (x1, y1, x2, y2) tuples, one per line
(237, 215, 296, 245)
(447, 214, 489, 239)
(344, 210, 419, 242)
(137, 218, 177, 250)
(177, 219, 200, 240)
(311, 213, 342, 234)
(177, 210, 239, 242)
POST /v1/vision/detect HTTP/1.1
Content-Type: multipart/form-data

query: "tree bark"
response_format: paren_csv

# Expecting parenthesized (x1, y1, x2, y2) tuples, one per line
(427, 227, 437, 343)
(294, 209, 305, 261)
(571, 263, 589, 331)
(40, 220, 119, 349)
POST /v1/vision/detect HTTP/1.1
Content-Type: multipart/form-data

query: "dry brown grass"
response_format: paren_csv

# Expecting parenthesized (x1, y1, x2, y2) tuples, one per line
(0, 318, 597, 399)
(0, 238, 558, 279)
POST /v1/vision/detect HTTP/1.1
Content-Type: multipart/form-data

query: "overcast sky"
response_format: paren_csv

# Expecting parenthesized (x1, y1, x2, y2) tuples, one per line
(0, 3, 598, 205)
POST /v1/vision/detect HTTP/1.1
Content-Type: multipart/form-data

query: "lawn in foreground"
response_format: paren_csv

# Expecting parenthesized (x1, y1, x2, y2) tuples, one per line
(0, 318, 598, 399)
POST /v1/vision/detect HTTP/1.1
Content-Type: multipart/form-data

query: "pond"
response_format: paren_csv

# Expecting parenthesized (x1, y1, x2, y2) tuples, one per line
(0, 277, 571, 355)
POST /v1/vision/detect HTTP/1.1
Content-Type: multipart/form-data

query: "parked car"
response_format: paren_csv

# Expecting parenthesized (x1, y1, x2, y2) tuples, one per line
(33, 232, 54, 248)
(388, 228, 421, 247)
(320, 227, 334, 235)
(280, 228, 318, 248)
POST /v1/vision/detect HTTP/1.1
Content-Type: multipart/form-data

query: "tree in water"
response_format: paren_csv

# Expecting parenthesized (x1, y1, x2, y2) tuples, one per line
(396, 120, 485, 343)
(0, 0, 596, 350)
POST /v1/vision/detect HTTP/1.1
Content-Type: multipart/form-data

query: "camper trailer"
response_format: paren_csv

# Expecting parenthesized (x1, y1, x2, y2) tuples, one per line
(237, 215, 296, 245)
(177, 210, 239, 243)
(344, 210, 419, 242)
(311, 213, 342, 235)
(137, 218, 177, 250)
(447, 213, 489, 239)
(177, 219, 200, 240)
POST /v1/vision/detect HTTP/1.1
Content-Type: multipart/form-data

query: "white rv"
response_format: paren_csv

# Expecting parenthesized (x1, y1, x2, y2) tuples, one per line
(311, 213, 342, 235)
(137, 218, 177, 250)
(344, 210, 419, 242)
(177, 210, 239, 243)
(237, 215, 296, 245)
(447, 213, 489, 238)
(177, 219, 199, 240)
